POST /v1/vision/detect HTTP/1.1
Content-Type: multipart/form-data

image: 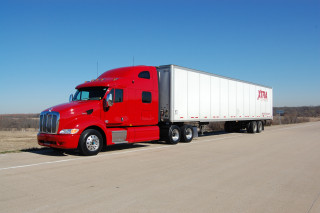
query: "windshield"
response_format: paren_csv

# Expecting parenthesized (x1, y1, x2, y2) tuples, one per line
(73, 87, 107, 101)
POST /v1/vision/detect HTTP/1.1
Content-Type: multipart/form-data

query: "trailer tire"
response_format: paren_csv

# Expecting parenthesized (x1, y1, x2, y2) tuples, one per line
(250, 121, 257, 134)
(78, 129, 103, 156)
(257, 121, 263, 133)
(248, 121, 257, 134)
(167, 125, 181, 145)
(180, 125, 193, 143)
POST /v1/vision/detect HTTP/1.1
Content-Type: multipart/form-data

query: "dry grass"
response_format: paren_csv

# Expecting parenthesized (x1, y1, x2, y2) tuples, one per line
(0, 114, 39, 131)
(0, 129, 41, 153)
(308, 117, 320, 122)
(271, 116, 320, 125)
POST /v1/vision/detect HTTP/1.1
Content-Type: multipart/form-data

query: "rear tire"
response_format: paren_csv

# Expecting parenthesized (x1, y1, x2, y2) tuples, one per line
(257, 121, 263, 133)
(180, 125, 193, 143)
(251, 121, 257, 133)
(247, 121, 257, 134)
(78, 129, 103, 156)
(166, 125, 181, 144)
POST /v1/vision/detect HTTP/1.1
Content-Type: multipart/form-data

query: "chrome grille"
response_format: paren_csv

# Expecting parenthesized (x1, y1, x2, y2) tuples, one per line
(39, 111, 60, 134)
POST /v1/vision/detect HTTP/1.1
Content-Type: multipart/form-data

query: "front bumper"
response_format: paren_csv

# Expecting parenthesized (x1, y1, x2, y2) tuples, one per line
(37, 133, 80, 149)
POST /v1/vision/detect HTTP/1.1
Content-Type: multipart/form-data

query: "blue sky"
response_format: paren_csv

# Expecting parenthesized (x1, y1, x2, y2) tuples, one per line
(0, 0, 319, 114)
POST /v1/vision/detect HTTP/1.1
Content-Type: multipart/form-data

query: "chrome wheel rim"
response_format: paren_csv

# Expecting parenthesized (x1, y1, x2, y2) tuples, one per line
(86, 135, 100, 151)
(186, 128, 193, 140)
(172, 129, 179, 141)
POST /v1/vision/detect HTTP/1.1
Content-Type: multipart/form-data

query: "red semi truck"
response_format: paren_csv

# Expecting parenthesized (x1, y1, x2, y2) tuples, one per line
(38, 65, 273, 155)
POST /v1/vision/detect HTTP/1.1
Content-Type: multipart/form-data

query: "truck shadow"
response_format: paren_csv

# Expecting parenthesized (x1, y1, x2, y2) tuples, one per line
(21, 148, 70, 156)
(144, 131, 231, 145)
(22, 143, 149, 157)
(100, 143, 148, 153)
(21, 130, 239, 156)
(198, 130, 229, 137)
(198, 130, 247, 137)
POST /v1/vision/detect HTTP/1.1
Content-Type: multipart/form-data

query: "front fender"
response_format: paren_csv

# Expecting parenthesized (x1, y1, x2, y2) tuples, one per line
(63, 116, 107, 135)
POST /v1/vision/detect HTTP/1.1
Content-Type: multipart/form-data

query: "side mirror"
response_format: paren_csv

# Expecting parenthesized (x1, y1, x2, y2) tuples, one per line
(69, 94, 73, 102)
(106, 93, 113, 107)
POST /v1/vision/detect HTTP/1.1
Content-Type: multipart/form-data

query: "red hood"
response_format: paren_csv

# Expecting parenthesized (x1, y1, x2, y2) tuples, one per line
(44, 100, 100, 113)
(43, 100, 102, 131)
(43, 100, 102, 121)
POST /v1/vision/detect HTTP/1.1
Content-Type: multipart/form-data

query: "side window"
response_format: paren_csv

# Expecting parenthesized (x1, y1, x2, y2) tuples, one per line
(142, 91, 152, 103)
(115, 89, 123, 103)
(109, 89, 114, 103)
(138, 71, 150, 79)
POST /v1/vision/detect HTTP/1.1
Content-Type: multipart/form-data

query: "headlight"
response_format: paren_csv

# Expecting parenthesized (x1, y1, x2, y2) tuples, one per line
(59, 129, 79, 134)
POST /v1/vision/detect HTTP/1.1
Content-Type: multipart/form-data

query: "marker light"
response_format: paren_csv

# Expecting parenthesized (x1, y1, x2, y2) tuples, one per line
(59, 129, 79, 134)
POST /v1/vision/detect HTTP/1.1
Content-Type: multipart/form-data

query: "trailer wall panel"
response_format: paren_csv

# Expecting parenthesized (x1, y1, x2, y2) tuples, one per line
(187, 70, 200, 120)
(249, 85, 256, 118)
(237, 82, 244, 118)
(229, 80, 237, 118)
(200, 73, 211, 119)
(172, 67, 188, 120)
(220, 78, 229, 118)
(210, 76, 220, 119)
(256, 86, 261, 118)
(243, 83, 250, 118)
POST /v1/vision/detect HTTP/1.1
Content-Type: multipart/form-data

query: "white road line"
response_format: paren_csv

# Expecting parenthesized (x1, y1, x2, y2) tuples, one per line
(194, 134, 244, 143)
(0, 146, 169, 171)
(0, 122, 318, 171)
(0, 158, 80, 171)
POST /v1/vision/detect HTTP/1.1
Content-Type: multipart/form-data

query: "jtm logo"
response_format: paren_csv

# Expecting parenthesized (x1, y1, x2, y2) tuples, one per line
(257, 90, 268, 100)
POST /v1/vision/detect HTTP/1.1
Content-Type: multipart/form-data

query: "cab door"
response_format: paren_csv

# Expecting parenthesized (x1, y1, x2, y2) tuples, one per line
(132, 70, 158, 126)
(103, 88, 127, 126)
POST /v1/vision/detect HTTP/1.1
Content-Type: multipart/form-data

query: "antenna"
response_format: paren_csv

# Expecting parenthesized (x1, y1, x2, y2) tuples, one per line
(133, 56, 135, 67)
(96, 60, 98, 77)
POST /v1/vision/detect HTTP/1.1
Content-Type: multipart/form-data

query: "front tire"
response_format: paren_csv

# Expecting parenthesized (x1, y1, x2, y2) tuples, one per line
(78, 129, 103, 156)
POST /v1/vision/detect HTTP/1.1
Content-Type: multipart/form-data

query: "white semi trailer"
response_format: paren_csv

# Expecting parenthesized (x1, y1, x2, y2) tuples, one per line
(158, 65, 273, 137)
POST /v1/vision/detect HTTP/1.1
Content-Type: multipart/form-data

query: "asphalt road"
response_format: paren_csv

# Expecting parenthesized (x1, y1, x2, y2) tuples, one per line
(1, 122, 320, 213)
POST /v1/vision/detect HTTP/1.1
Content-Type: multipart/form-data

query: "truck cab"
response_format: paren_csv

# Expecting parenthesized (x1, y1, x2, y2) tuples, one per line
(38, 66, 160, 155)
